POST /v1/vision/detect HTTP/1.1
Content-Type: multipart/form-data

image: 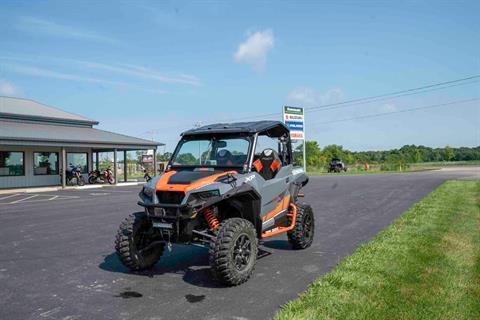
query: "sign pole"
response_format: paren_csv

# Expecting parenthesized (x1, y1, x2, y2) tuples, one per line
(303, 121, 306, 172)
(282, 106, 306, 171)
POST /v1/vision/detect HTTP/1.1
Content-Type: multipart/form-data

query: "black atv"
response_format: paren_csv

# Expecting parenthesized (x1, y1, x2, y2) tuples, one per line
(327, 158, 347, 173)
(115, 121, 314, 286)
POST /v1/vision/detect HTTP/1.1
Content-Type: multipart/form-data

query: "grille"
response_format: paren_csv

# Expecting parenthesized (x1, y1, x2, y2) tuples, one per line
(157, 191, 185, 204)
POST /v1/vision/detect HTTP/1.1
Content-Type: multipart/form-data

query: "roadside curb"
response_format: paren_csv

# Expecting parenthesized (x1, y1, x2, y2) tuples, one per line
(0, 182, 144, 195)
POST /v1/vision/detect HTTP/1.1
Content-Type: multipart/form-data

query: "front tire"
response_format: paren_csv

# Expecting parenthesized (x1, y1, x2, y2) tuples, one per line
(115, 212, 164, 270)
(209, 218, 258, 286)
(287, 203, 315, 249)
(77, 176, 85, 186)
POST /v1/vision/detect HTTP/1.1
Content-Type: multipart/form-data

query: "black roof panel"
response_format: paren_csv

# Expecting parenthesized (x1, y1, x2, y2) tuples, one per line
(181, 121, 289, 136)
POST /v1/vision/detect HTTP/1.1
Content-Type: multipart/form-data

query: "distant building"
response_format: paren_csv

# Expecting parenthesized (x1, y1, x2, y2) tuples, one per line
(0, 96, 163, 189)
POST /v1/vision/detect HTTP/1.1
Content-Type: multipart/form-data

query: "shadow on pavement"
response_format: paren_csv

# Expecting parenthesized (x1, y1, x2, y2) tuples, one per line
(261, 239, 292, 250)
(99, 242, 279, 288)
(99, 244, 226, 288)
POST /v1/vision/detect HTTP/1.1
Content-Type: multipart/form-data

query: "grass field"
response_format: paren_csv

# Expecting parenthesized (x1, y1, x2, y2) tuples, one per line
(307, 160, 480, 176)
(410, 160, 480, 167)
(276, 180, 480, 320)
(307, 167, 437, 176)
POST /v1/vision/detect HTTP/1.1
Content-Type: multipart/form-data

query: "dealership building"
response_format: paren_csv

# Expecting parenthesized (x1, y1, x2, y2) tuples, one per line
(0, 96, 163, 189)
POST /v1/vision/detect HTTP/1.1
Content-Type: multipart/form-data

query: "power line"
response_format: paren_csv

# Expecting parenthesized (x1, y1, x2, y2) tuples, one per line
(308, 97, 479, 127)
(225, 75, 480, 122)
(305, 80, 479, 114)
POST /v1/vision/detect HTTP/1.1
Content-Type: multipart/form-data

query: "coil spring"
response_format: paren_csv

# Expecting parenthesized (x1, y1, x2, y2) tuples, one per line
(203, 207, 220, 231)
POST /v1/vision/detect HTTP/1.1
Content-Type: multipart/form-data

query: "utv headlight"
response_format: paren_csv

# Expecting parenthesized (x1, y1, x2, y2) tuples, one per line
(142, 185, 154, 198)
(190, 190, 220, 201)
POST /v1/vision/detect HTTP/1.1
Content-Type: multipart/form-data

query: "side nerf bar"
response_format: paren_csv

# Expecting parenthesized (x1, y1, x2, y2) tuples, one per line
(261, 203, 297, 238)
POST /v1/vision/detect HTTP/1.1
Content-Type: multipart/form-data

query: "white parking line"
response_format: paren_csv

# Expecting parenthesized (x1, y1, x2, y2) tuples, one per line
(10, 195, 38, 203)
(8, 198, 77, 204)
(104, 189, 137, 193)
(0, 193, 83, 205)
(34, 194, 79, 199)
(0, 193, 21, 201)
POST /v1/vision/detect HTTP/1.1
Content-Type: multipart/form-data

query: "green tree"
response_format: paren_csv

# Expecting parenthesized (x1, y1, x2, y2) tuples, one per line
(294, 143, 304, 166)
(158, 152, 173, 162)
(444, 145, 454, 161)
(177, 153, 197, 165)
(305, 141, 321, 168)
(322, 144, 346, 161)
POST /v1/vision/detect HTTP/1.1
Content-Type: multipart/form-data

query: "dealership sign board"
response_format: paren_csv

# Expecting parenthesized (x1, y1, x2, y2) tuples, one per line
(283, 106, 304, 140)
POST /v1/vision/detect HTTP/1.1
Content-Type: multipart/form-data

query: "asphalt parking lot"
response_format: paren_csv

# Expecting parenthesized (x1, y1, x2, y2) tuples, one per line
(0, 167, 478, 320)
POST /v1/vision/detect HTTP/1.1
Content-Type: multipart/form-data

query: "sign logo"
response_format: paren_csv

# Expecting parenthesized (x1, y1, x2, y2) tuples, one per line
(283, 106, 304, 140)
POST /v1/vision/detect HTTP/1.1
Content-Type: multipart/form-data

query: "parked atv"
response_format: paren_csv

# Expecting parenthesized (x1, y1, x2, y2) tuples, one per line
(328, 158, 347, 173)
(115, 121, 314, 286)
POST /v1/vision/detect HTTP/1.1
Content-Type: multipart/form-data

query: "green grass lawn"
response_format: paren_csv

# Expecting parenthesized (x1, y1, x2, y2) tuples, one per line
(410, 160, 480, 167)
(307, 160, 480, 176)
(276, 180, 480, 320)
(307, 167, 438, 176)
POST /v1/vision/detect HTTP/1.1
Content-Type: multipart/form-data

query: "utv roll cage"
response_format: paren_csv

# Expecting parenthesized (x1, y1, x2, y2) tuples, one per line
(169, 121, 293, 173)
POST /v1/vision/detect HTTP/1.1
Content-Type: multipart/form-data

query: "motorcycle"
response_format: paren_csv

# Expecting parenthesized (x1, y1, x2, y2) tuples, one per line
(65, 166, 85, 186)
(88, 168, 116, 184)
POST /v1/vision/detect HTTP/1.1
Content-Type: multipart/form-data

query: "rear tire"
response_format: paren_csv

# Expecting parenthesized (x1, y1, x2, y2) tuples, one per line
(108, 177, 115, 184)
(88, 176, 96, 184)
(115, 212, 164, 270)
(209, 218, 258, 286)
(287, 203, 315, 249)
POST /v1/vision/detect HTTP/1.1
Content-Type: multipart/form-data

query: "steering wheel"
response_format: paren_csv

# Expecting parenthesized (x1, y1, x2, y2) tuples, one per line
(217, 149, 233, 165)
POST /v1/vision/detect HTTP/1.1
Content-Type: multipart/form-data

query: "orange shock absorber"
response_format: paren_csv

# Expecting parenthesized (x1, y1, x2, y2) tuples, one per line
(203, 207, 220, 231)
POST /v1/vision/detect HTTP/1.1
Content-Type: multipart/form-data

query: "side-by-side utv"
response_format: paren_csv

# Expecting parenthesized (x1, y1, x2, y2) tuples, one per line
(115, 121, 314, 286)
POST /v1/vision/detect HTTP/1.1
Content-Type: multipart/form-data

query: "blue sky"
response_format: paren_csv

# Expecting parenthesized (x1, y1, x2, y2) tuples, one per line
(0, 0, 479, 151)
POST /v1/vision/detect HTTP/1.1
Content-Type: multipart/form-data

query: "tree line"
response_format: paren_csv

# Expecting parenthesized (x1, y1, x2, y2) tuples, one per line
(295, 142, 480, 170)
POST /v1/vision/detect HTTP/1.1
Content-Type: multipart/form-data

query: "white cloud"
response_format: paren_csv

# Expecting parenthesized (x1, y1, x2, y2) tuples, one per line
(17, 16, 118, 44)
(83, 62, 201, 86)
(6, 64, 165, 95)
(287, 87, 344, 106)
(0, 56, 201, 87)
(380, 103, 397, 112)
(234, 29, 274, 71)
(0, 79, 21, 96)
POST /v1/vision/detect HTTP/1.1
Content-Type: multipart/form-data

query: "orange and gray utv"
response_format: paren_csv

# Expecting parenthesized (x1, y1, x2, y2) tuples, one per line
(115, 121, 314, 286)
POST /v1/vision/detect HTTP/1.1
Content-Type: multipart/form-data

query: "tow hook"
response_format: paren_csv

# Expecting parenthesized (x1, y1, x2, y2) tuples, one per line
(167, 231, 173, 252)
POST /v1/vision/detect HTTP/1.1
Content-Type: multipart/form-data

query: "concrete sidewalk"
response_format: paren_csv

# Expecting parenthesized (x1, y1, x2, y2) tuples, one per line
(0, 181, 143, 195)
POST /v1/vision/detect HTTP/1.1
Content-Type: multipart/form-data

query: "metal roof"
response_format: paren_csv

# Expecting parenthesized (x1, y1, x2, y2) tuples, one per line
(0, 96, 98, 126)
(0, 120, 163, 149)
(182, 121, 289, 136)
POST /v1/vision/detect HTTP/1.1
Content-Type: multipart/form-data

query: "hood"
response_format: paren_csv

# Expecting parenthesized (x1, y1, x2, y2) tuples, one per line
(155, 170, 237, 193)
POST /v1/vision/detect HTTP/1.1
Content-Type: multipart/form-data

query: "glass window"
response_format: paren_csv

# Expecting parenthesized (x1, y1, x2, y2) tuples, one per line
(0, 151, 24, 176)
(34, 152, 59, 175)
(67, 153, 88, 173)
(254, 135, 280, 157)
(172, 137, 250, 167)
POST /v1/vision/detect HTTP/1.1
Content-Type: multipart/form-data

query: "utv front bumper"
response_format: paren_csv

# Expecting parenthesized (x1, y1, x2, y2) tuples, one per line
(138, 201, 193, 219)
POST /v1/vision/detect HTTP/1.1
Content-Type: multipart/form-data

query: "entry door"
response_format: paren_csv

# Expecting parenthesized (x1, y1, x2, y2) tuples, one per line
(259, 165, 292, 222)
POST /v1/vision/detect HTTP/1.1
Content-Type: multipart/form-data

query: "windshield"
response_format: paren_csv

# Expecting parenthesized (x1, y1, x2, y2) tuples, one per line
(171, 137, 251, 167)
